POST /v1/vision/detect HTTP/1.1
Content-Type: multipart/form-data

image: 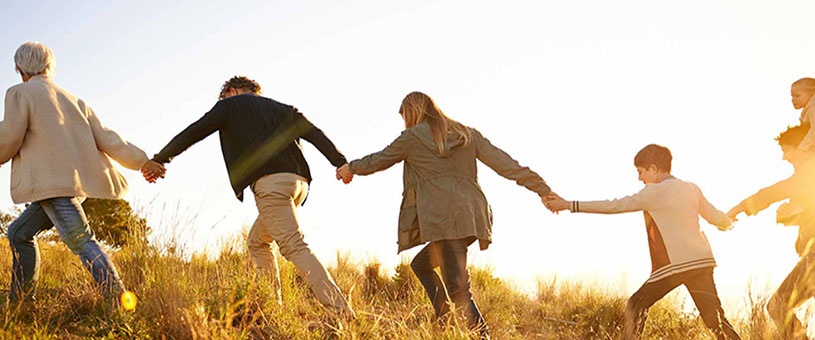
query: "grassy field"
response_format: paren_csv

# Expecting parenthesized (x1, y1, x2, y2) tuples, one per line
(0, 235, 791, 339)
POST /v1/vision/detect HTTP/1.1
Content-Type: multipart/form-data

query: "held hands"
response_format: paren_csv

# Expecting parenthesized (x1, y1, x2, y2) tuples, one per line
(141, 160, 166, 183)
(336, 163, 353, 184)
(542, 192, 570, 214)
(725, 204, 744, 222)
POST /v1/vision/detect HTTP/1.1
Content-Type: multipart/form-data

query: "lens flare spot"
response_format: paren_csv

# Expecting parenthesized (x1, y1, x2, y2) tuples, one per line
(120, 291, 138, 311)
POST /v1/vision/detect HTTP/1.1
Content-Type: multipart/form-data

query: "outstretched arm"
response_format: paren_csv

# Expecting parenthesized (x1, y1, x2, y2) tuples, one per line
(727, 176, 794, 221)
(348, 130, 412, 176)
(152, 103, 226, 165)
(474, 129, 551, 196)
(297, 109, 348, 167)
(546, 185, 657, 215)
(85, 102, 149, 170)
(695, 185, 732, 230)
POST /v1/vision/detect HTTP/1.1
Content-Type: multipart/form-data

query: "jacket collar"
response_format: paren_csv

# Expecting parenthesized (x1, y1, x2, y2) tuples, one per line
(27, 75, 53, 84)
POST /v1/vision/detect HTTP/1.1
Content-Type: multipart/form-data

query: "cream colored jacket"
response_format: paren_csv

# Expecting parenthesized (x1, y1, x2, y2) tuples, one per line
(569, 176, 732, 283)
(0, 76, 148, 203)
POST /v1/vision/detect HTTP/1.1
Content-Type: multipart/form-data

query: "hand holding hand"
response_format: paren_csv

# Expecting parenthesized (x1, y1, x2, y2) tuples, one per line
(725, 204, 743, 222)
(141, 160, 166, 183)
(543, 192, 570, 213)
(336, 163, 353, 184)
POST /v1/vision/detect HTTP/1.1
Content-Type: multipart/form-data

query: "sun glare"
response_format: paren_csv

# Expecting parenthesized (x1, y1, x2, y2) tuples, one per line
(120, 291, 138, 311)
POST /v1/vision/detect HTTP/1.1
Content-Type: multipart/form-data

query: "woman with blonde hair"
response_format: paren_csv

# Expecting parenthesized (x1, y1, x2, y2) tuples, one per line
(338, 91, 553, 338)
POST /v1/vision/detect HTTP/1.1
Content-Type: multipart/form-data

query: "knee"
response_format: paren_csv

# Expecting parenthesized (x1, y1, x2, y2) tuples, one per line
(61, 227, 96, 254)
(766, 295, 787, 320)
(246, 232, 268, 252)
(447, 284, 472, 304)
(446, 274, 470, 298)
(7, 223, 29, 248)
(625, 296, 645, 316)
(410, 255, 431, 275)
(275, 232, 308, 258)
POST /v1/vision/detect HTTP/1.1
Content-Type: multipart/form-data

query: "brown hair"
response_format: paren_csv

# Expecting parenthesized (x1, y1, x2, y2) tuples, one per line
(634, 144, 672, 172)
(219, 76, 262, 99)
(399, 91, 471, 154)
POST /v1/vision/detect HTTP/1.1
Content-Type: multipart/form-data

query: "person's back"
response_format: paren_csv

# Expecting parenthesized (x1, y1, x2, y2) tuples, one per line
(342, 91, 553, 339)
(212, 94, 312, 188)
(401, 121, 478, 180)
(148, 75, 354, 319)
(352, 119, 550, 252)
(2, 69, 145, 205)
(629, 177, 725, 280)
(546, 144, 738, 340)
(152, 87, 346, 201)
(3, 41, 148, 306)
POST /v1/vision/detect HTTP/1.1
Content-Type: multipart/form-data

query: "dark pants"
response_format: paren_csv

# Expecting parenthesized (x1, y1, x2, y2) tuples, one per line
(410, 237, 488, 336)
(767, 252, 815, 339)
(624, 267, 740, 340)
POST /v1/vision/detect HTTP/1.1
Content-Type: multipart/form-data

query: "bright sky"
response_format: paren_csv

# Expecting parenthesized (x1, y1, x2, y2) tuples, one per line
(2, 0, 814, 318)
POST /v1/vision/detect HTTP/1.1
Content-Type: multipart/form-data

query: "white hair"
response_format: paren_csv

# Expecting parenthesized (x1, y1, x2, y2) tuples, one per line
(14, 42, 55, 77)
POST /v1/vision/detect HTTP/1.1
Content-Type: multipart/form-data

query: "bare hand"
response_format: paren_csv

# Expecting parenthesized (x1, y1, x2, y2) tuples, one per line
(336, 163, 353, 184)
(543, 192, 570, 213)
(141, 160, 166, 183)
(725, 205, 743, 222)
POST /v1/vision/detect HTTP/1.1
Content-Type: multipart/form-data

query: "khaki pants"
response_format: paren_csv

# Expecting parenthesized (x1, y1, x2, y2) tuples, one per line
(247, 173, 352, 315)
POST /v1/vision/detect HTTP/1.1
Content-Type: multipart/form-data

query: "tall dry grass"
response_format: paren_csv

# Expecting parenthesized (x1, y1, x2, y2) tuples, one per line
(0, 235, 793, 339)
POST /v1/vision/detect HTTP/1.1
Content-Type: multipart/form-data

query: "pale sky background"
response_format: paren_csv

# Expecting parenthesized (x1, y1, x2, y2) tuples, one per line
(1, 0, 814, 319)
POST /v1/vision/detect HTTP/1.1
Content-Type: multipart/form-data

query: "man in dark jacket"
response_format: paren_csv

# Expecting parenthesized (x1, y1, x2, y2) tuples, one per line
(143, 76, 354, 317)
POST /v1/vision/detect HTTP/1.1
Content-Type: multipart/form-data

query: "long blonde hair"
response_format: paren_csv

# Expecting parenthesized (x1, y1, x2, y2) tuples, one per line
(399, 91, 471, 154)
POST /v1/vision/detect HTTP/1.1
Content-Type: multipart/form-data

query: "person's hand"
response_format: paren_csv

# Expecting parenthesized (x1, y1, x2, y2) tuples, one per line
(336, 163, 353, 184)
(543, 192, 570, 214)
(141, 160, 166, 183)
(541, 192, 557, 212)
(726, 204, 743, 222)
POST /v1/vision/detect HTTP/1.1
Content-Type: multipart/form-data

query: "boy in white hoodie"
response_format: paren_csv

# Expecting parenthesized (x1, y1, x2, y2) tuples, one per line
(546, 144, 739, 340)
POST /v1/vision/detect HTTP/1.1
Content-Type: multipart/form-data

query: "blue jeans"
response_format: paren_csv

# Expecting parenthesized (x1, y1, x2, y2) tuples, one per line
(7, 197, 124, 302)
(410, 237, 488, 335)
